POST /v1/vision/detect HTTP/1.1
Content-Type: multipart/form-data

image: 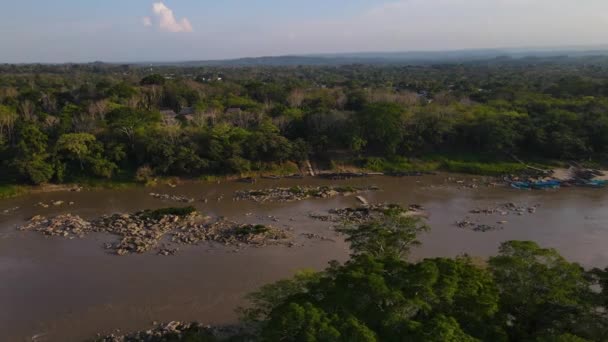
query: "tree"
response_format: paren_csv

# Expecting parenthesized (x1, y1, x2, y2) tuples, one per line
(55, 133, 117, 179)
(262, 302, 377, 342)
(355, 103, 405, 155)
(0, 105, 17, 143)
(140, 74, 166, 86)
(106, 107, 161, 150)
(55, 133, 97, 169)
(489, 241, 600, 341)
(337, 207, 428, 259)
(10, 123, 54, 184)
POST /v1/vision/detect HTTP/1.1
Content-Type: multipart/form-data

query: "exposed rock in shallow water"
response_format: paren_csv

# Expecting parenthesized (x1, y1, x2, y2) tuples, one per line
(456, 202, 540, 233)
(171, 220, 290, 247)
(2, 206, 20, 215)
(310, 203, 426, 226)
(235, 185, 380, 203)
(18, 208, 291, 256)
(455, 218, 503, 232)
(19, 214, 91, 238)
(148, 192, 195, 203)
(96, 321, 242, 342)
(468, 202, 540, 216)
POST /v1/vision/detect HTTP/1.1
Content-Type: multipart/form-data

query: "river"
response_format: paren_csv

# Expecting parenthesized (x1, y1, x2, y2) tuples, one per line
(1, 174, 608, 341)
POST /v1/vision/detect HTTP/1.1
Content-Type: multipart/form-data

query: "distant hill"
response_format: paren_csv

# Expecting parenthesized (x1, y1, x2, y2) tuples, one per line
(137, 47, 608, 67)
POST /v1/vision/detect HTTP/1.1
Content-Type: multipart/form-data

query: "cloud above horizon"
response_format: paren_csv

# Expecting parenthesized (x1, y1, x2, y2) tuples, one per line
(145, 2, 193, 33)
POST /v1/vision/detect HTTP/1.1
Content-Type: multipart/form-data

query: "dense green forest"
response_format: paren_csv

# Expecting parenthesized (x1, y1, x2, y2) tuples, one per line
(3, 57, 608, 187)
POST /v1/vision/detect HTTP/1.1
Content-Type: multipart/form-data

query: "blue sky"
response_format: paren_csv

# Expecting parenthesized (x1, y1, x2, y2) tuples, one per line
(1, 0, 607, 63)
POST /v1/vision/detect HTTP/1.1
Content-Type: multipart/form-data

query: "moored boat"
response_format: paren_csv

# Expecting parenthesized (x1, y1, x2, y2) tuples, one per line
(581, 179, 608, 188)
(510, 181, 531, 190)
(531, 180, 561, 189)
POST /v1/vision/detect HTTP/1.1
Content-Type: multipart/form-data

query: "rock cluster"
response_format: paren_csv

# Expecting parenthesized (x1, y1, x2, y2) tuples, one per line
(96, 321, 225, 342)
(2, 206, 19, 215)
(94, 212, 194, 255)
(148, 192, 195, 203)
(317, 172, 370, 180)
(301, 232, 335, 242)
(310, 203, 425, 225)
(456, 202, 539, 232)
(235, 185, 379, 202)
(172, 220, 290, 247)
(19, 209, 291, 256)
(455, 220, 504, 232)
(469, 202, 539, 216)
(19, 214, 91, 238)
(385, 171, 436, 177)
(35, 200, 74, 208)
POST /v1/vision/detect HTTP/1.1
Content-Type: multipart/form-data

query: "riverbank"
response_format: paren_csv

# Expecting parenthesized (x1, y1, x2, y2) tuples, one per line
(0, 155, 601, 202)
(346, 155, 561, 176)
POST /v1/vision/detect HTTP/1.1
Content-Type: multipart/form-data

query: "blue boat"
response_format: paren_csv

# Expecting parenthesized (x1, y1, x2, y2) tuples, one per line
(582, 180, 608, 188)
(511, 181, 531, 190)
(531, 180, 561, 190)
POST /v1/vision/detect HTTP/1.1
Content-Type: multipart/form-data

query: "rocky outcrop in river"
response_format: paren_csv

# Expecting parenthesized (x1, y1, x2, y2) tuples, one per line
(19, 208, 291, 256)
(96, 321, 241, 342)
(148, 192, 195, 203)
(455, 202, 540, 232)
(310, 203, 426, 226)
(19, 214, 91, 238)
(235, 185, 380, 202)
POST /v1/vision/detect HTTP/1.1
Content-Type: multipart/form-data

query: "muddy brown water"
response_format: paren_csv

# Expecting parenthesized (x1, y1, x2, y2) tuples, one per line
(2, 174, 608, 342)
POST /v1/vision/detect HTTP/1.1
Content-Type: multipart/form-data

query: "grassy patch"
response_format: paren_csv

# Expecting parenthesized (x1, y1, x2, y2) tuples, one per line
(439, 160, 527, 175)
(259, 161, 300, 175)
(140, 206, 197, 220)
(199, 162, 301, 183)
(77, 178, 139, 190)
(432, 153, 555, 175)
(355, 157, 440, 173)
(0, 184, 28, 200)
(354, 154, 555, 176)
(199, 175, 222, 182)
(237, 224, 270, 236)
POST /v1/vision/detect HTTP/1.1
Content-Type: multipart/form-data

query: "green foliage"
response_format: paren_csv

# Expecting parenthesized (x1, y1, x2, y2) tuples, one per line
(236, 224, 269, 236)
(337, 214, 428, 259)
(139, 206, 197, 220)
(239, 270, 322, 324)
(242, 221, 604, 342)
(55, 133, 117, 179)
(140, 74, 166, 86)
(355, 102, 405, 155)
(4, 61, 608, 187)
(10, 123, 54, 184)
(0, 184, 28, 199)
(489, 241, 599, 341)
(440, 160, 527, 175)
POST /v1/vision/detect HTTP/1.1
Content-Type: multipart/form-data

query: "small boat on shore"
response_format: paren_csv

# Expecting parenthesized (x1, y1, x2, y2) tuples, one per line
(580, 179, 608, 188)
(510, 181, 532, 190)
(511, 180, 561, 190)
(531, 180, 561, 190)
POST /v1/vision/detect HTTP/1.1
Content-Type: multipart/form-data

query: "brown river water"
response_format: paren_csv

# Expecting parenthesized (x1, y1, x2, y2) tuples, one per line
(1, 174, 608, 341)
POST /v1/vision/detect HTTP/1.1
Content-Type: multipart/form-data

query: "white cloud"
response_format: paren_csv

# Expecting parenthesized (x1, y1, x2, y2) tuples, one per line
(147, 2, 193, 33)
(142, 16, 152, 27)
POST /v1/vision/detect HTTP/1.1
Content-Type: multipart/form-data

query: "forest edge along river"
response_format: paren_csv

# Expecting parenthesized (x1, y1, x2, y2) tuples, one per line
(2, 173, 608, 341)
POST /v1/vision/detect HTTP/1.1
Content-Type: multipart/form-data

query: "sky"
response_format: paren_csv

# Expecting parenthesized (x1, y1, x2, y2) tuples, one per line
(1, 0, 607, 63)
